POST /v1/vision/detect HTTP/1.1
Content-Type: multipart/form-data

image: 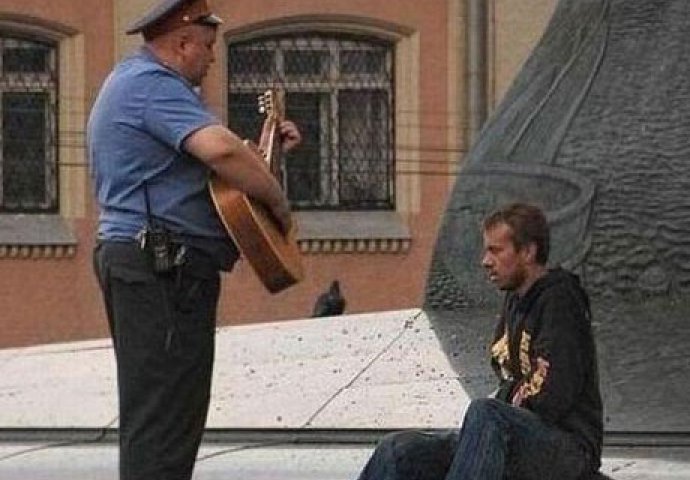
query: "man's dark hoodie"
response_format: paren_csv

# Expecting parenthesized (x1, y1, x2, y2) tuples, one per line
(490, 267, 603, 468)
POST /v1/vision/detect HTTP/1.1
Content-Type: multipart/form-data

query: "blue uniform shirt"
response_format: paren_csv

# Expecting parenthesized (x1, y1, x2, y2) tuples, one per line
(88, 47, 237, 268)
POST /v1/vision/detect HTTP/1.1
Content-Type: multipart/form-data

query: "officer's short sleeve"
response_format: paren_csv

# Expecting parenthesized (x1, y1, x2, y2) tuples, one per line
(142, 72, 219, 152)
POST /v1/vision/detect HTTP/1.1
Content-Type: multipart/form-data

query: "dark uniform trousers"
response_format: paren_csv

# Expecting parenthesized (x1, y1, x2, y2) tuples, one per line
(94, 241, 220, 480)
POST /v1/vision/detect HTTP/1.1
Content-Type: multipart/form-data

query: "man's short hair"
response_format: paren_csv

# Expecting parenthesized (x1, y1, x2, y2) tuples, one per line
(483, 203, 550, 265)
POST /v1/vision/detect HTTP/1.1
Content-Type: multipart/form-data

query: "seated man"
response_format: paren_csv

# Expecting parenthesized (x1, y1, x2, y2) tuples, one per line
(356, 203, 603, 480)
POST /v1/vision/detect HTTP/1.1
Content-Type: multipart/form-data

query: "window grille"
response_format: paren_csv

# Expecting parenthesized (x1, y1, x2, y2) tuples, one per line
(0, 35, 58, 213)
(228, 34, 394, 210)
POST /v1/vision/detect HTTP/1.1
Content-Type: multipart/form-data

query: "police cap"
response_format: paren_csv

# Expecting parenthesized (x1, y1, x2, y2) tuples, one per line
(126, 0, 223, 38)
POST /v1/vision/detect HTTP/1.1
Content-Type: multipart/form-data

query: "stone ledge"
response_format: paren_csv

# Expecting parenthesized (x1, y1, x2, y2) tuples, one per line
(0, 244, 77, 258)
(294, 211, 411, 254)
(0, 214, 77, 259)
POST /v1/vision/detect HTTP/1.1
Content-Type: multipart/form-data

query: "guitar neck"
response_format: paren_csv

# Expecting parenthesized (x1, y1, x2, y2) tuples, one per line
(258, 88, 285, 182)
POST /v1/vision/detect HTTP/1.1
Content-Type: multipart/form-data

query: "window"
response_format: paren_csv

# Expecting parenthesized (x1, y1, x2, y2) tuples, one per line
(228, 34, 395, 210)
(0, 35, 58, 213)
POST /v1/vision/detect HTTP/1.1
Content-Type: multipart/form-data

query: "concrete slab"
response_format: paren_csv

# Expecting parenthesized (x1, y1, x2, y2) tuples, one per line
(0, 309, 688, 479)
(207, 309, 466, 428)
(308, 379, 467, 428)
(208, 310, 420, 428)
(0, 309, 467, 430)
(0, 341, 116, 428)
(0, 442, 371, 480)
(600, 448, 690, 479)
(194, 444, 372, 480)
(0, 443, 118, 480)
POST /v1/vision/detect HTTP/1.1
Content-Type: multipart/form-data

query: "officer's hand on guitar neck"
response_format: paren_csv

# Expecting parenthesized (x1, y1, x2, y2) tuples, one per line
(278, 120, 302, 152)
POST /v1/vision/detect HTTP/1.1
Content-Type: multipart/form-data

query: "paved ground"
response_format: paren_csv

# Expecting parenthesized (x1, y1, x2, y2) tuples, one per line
(0, 309, 688, 479)
(0, 442, 688, 480)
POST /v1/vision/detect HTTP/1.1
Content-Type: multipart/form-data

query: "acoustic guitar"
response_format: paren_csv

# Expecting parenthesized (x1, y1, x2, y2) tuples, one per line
(209, 89, 304, 293)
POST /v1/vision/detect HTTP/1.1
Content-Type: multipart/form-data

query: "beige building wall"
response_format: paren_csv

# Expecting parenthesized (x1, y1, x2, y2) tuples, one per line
(0, 0, 113, 347)
(0, 0, 558, 347)
(114, 0, 157, 59)
(489, 0, 558, 107)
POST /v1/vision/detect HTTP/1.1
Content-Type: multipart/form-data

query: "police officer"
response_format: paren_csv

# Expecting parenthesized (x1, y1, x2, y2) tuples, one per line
(88, 1, 301, 478)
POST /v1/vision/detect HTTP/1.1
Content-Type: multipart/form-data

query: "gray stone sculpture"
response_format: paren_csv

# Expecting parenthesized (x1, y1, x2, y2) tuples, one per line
(426, 0, 690, 432)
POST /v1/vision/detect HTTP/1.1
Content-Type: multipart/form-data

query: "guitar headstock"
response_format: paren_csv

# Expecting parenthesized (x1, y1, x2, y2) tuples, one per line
(258, 89, 285, 123)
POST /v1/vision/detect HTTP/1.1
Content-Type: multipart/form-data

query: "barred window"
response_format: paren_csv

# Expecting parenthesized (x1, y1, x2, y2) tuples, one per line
(228, 34, 394, 210)
(0, 35, 58, 213)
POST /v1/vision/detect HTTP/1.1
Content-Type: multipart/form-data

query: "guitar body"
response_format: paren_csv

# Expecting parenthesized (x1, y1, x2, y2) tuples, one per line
(209, 176, 303, 293)
(209, 89, 304, 293)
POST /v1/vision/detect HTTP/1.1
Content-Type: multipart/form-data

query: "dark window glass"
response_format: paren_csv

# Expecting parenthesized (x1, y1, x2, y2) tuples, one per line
(228, 92, 264, 142)
(338, 89, 392, 208)
(285, 93, 327, 205)
(3, 45, 49, 73)
(228, 49, 274, 77)
(2, 93, 47, 210)
(340, 49, 386, 75)
(0, 35, 57, 212)
(284, 50, 329, 78)
(228, 34, 394, 210)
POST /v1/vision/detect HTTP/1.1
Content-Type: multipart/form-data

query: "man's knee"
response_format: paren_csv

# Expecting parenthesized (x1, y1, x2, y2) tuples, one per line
(373, 431, 409, 456)
(361, 430, 460, 480)
(374, 430, 452, 456)
(464, 398, 504, 423)
(358, 431, 445, 480)
(370, 430, 462, 461)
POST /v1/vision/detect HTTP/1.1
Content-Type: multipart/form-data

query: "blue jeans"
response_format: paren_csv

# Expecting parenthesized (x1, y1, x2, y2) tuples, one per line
(357, 398, 594, 480)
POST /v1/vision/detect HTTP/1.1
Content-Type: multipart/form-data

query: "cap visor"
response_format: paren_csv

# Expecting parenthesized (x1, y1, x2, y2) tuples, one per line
(196, 13, 223, 27)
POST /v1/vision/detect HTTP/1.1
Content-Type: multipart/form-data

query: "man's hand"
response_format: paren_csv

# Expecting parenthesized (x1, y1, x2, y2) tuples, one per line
(268, 194, 294, 237)
(185, 125, 292, 236)
(278, 120, 301, 152)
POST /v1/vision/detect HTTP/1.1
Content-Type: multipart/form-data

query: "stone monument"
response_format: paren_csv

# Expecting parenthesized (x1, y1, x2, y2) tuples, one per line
(426, 0, 690, 432)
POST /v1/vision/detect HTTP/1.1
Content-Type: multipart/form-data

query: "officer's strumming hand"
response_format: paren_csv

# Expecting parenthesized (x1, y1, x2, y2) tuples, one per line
(270, 193, 293, 237)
